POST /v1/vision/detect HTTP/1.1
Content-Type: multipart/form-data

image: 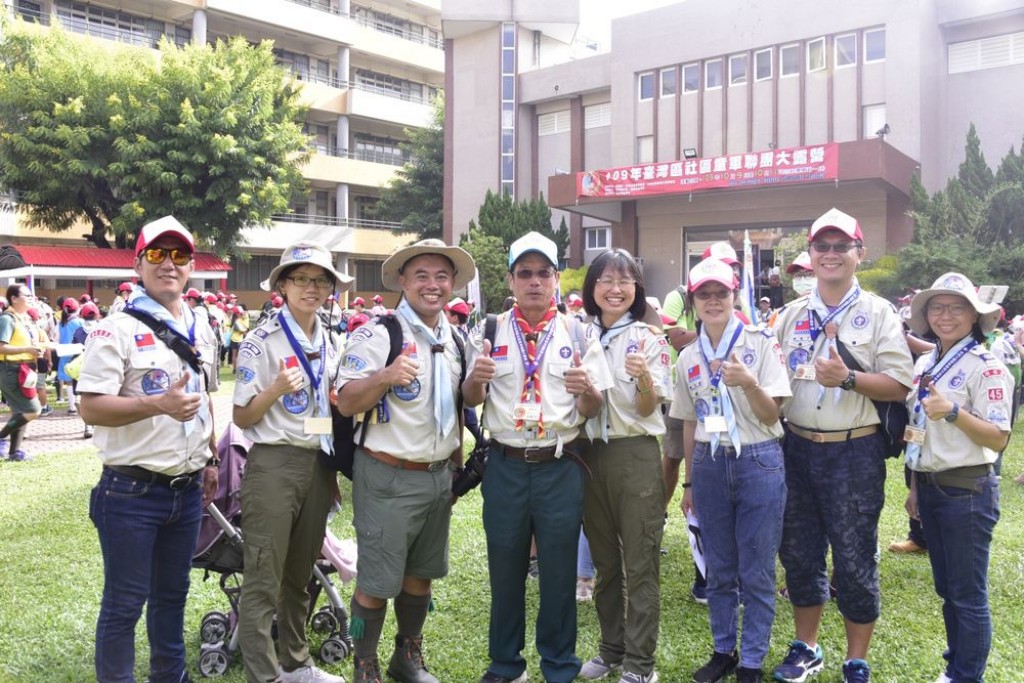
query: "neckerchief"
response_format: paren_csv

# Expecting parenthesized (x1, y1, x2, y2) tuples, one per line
(397, 299, 456, 438)
(279, 304, 330, 454)
(905, 335, 977, 469)
(512, 300, 558, 437)
(698, 315, 744, 456)
(126, 287, 206, 435)
(586, 313, 635, 443)
(807, 281, 861, 405)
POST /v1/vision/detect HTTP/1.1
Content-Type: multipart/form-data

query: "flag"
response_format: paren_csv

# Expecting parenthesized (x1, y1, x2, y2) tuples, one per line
(739, 230, 757, 322)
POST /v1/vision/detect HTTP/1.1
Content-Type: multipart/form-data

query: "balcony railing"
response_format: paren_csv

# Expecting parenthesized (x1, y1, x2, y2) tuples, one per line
(282, 0, 343, 15)
(7, 2, 50, 25)
(280, 0, 442, 50)
(307, 143, 407, 167)
(290, 71, 438, 106)
(273, 213, 404, 231)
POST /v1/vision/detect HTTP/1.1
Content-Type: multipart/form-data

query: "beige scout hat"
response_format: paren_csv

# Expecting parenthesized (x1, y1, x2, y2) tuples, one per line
(381, 239, 476, 292)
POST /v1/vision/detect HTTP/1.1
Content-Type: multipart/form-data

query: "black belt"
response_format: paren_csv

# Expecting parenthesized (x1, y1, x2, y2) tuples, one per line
(1, 360, 36, 368)
(105, 465, 203, 490)
(915, 464, 994, 492)
(498, 441, 575, 463)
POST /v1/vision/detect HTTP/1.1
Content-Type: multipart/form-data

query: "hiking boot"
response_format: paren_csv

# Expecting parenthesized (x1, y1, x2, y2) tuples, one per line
(842, 660, 870, 683)
(478, 672, 527, 683)
(772, 641, 824, 682)
(693, 651, 738, 683)
(278, 664, 346, 683)
(737, 668, 764, 683)
(888, 539, 926, 554)
(576, 577, 595, 602)
(580, 655, 622, 679)
(352, 656, 382, 683)
(386, 635, 438, 683)
(618, 671, 658, 683)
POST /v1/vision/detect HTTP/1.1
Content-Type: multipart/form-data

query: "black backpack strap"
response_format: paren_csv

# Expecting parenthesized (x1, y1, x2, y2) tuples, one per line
(122, 308, 203, 376)
(357, 314, 405, 447)
(834, 338, 865, 373)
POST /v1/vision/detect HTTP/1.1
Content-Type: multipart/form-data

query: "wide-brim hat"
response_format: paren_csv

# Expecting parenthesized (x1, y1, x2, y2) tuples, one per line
(908, 272, 1002, 336)
(381, 239, 476, 292)
(639, 302, 664, 331)
(264, 241, 354, 293)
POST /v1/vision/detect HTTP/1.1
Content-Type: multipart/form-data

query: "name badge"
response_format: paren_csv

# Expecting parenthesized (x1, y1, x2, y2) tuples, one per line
(704, 415, 729, 433)
(304, 417, 333, 435)
(904, 426, 926, 446)
(512, 403, 542, 421)
(794, 364, 817, 381)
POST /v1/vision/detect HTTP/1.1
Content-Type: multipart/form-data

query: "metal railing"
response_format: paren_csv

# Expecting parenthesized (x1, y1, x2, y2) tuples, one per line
(7, 2, 50, 25)
(307, 144, 407, 167)
(272, 213, 404, 231)
(290, 71, 438, 106)
(279, 0, 442, 49)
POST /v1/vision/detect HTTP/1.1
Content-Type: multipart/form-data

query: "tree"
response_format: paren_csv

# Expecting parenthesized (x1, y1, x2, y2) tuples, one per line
(0, 21, 309, 252)
(373, 95, 444, 240)
(459, 232, 509, 313)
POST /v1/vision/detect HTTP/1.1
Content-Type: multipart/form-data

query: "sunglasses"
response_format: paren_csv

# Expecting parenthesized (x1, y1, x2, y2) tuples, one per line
(143, 247, 191, 266)
(810, 241, 861, 254)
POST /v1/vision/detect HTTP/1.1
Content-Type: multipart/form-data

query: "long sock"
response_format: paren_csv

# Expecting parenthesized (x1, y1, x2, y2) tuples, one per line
(0, 413, 28, 439)
(393, 591, 431, 638)
(350, 597, 386, 661)
(9, 425, 25, 454)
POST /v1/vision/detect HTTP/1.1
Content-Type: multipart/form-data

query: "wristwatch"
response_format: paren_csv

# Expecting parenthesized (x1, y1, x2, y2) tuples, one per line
(944, 402, 960, 423)
(839, 370, 857, 391)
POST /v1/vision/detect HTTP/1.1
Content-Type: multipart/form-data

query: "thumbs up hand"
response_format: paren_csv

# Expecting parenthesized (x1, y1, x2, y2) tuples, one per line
(625, 338, 652, 391)
(563, 347, 594, 396)
(272, 358, 305, 398)
(722, 351, 756, 389)
(814, 344, 850, 387)
(469, 338, 497, 387)
(158, 371, 202, 422)
(921, 385, 955, 422)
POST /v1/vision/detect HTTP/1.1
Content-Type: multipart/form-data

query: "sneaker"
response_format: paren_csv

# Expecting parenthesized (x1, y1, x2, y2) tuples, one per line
(67, 407, 78, 415)
(39, 405, 53, 417)
(352, 656, 381, 683)
(737, 668, 764, 683)
(84, 425, 94, 439)
(888, 539, 926, 554)
(8, 450, 28, 462)
(841, 660, 870, 683)
(778, 586, 790, 601)
(772, 641, 824, 683)
(618, 672, 658, 683)
(690, 583, 708, 605)
(527, 556, 539, 580)
(386, 634, 438, 683)
(934, 674, 952, 683)
(478, 672, 527, 683)
(693, 651, 738, 683)
(580, 655, 622, 680)
(278, 664, 346, 683)
(576, 577, 595, 602)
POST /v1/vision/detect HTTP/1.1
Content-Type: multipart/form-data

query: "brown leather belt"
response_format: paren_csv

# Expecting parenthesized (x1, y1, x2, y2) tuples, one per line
(787, 424, 879, 444)
(105, 465, 203, 490)
(916, 464, 994, 492)
(362, 448, 449, 472)
(498, 441, 575, 463)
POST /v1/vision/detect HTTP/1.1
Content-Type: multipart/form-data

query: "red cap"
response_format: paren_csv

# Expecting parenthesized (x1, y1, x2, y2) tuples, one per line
(701, 242, 740, 266)
(373, 294, 384, 303)
(80, 303, 101, 320)
(62, 298, 80, 313)
(447, 300, 470, 317)
(567, 293, 583, 306)
(135, 216, 195, 256)
(26, 307, 40, 321)
(808, 207, 864, 242)
(352, 297, 366, 307)
(785, 251, 813, 274)
(117, 282, 134, 293)
(204, 293, 218, 304)
(347, 312, 370, 333)
(688, 258, 738, 292)
(271, 295, 283, 307)
(78, 293, 92, 304)
(185, 287, 202, 300)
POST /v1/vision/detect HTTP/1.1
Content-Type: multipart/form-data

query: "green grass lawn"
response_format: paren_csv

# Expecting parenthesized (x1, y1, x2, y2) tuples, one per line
(2, 418, 1023, 682)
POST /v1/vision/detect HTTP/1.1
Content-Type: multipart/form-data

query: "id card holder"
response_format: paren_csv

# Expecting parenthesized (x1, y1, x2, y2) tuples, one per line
(512, 403, 542, 422)
(304, 417, 333, 435)
(794, 364, 817, 381)
(704, 415, 728, 433)
(904, 426, 926, 446)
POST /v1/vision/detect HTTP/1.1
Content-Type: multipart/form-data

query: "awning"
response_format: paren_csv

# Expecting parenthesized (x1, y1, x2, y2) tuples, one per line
(0, 245, 231, 281)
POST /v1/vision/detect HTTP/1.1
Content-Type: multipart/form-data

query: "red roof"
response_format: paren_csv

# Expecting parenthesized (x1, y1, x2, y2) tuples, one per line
(13, 245, 231, 271)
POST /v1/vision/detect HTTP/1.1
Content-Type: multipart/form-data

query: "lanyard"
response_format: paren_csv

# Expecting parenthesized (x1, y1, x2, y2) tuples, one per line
(808, 287, 860, 343)
(918, 337, 976, 400)
(512, 317, 558, 398)
(280, 315, 326, 401)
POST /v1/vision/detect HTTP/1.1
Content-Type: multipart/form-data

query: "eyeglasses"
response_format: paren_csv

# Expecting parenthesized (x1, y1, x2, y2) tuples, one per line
(926, 302, 972, 317)
(286, 275, 334, 290)
(693, 288, 732, 301)
(513, 268, 555, 280)
(595, 278, 636, 289)
(143, 247, 191, 266)
(810, 241, 861, 254)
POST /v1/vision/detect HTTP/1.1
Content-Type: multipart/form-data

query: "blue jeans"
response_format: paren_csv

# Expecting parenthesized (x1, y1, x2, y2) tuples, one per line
(917, 473, 1000, 683)
(692, 440, 786, 669)
(90, 467, 202, 683)
(577, 528, 594, 579)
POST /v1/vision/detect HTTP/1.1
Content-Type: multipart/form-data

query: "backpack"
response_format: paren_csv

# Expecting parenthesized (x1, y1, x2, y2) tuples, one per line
(835, 339, 910, 459)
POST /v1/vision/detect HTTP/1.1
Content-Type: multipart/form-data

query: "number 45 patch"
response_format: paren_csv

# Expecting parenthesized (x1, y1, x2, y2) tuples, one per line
(988, 387, 1004, 401)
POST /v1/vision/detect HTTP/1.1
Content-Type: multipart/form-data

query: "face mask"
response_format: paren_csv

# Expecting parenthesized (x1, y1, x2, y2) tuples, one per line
(793, 277, 816, 296)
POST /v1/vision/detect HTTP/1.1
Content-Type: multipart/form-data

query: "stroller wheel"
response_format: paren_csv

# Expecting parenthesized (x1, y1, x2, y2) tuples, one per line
(200, 612, 230, 644)
(311, 606, 339, 634)
(198, 647, 230, 677)
(319, 636, 351, 664)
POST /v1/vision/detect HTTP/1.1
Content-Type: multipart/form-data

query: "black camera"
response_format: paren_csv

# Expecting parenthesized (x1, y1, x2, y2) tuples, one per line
(452, 437, 489, 498)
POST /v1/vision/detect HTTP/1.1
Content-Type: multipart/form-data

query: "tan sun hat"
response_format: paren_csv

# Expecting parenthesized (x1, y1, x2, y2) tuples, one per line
(263, 241, 354, 293)
(908, 272, 1001, 336)
(381, 239, 476, 292)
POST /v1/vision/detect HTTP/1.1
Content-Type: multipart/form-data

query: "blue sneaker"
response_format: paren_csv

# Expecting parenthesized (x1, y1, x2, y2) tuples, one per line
(773, 640, 824, 683)
(842, 659, 870, 683)
(8, 450, 28, 462)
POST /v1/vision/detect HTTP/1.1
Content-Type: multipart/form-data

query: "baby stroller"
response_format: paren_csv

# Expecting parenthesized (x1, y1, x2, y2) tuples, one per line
(192, 424, 356, 677)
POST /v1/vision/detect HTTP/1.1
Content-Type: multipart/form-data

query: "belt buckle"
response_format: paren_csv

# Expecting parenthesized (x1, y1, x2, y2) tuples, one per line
(523, 446, 545, 463)
(427, 459, 448, 472)
(168, 474, 193, 490)
(811, 432, 827, 444)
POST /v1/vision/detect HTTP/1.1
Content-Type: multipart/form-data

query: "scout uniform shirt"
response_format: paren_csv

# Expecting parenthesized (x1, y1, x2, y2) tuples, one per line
(670, 325, 792, 444)
(78, 310, 219, 474)
(466, 312, 611, 448)
(774, 291, 914, 430)
(233, 312, 340, 450)
(907, 345, 1013, 473)
(336, 315, 462, 462)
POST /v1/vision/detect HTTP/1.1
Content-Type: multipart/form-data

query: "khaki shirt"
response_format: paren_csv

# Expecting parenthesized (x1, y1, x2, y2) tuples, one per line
(78, 310, 219, 474)
(586, 320, 671, 439)
(774, 291, 914, 430)
(670, 326, 792, 443)
(233, 313, 340, 449)
(466, 312, 611, 448)
(336, 315, 463, 462)
(908, 345, 1012, 472)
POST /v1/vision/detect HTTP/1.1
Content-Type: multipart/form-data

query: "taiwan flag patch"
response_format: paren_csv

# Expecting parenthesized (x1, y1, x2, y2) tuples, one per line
(795, 319, 810, 333)
(687, 364, 700, 381)
(134, 333, 156, 351)
(491, 345, 508, 361)
(284, 355, 300, 369)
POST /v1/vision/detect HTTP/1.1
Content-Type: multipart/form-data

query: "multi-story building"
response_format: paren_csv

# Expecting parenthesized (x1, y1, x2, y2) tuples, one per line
(444, 0, 1024, 301)
(1, 0, 440, 308)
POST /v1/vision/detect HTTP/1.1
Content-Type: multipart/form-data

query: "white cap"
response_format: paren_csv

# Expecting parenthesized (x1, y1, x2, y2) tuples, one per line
(509, 232, 559, 270)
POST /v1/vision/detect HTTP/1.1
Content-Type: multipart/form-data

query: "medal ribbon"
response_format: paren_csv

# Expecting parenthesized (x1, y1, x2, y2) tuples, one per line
(512, 300, 558, 437)
(279, 305, 330, 453)
(905, 336, 976, 469)
(698, 315, 744, 456)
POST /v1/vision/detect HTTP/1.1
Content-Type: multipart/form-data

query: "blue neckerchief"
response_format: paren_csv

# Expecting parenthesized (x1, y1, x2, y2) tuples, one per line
(585, 313, 634, 443)
(698, 315, 744, 456)
(807, 282, 861, 405)
(905, 336, 977, 469)
(279, 305, 330, 454)
(396, 299, 456, 438)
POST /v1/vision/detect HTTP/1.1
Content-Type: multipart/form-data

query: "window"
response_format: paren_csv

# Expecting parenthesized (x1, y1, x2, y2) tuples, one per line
(55, 0, 171, 48)
(660, 67, 677, 97)
(729, 54, 748, 85)
(638, 72, 655, 100)
(780, 44, 800, 76)
(755, 48, 772, 81)
(584, 103, 611, 129)
(537, 111, 570, 136)
(586, 228, 609, 250)
(705, 59, 723, 89)
(354, 260, 385, 291)
(354, 69, 429, 103)
(862, 104, 886, 139)
(864, 28, 886, 62)
(807, 38, 826, 72)
(683, 63, 700, 92)
(228, 255, 279, 291)
(636, 136, 654, 164)
(835, 33, 857, 67)
(500, 22, 516, 198)
(353, 133, 405, 165)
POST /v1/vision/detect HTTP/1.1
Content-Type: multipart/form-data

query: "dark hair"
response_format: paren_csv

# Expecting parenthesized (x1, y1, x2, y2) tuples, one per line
(5, 284, 23, 301)
(449, 310, 468, 325)
(582, 249, 648, 324)
(502, 296, 516, 312)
